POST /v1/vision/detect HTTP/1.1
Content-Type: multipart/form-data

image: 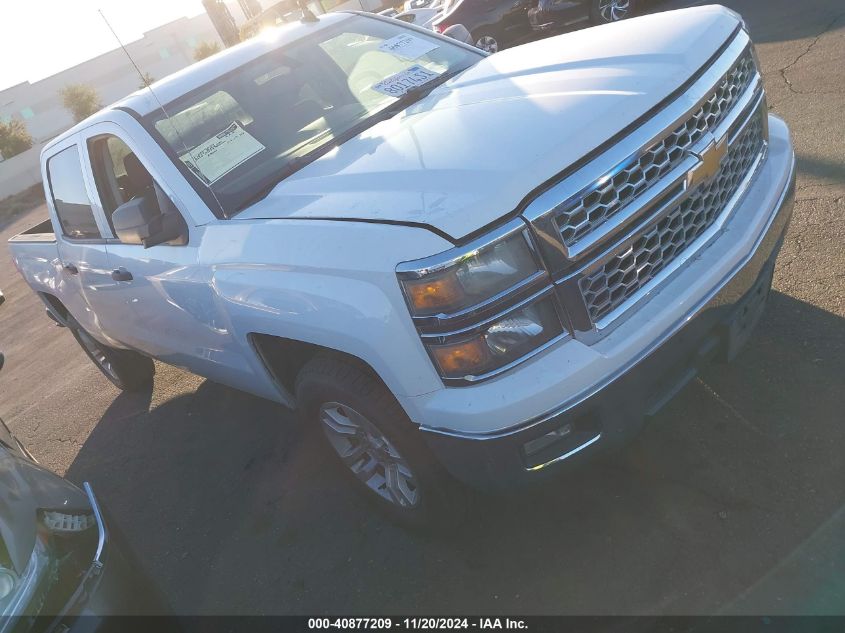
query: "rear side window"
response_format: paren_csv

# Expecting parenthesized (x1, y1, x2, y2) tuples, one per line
(47, 145, 100, 240)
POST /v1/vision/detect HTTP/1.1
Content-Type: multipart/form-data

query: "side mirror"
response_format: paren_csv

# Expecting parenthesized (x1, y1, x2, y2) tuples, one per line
(112, 197, 187, 249)
(443, 24, 474, 46)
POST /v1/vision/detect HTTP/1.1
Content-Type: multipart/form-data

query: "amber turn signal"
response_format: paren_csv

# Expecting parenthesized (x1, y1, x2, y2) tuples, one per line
(404, 271, 464, 313)
(430, 336, 490, 377)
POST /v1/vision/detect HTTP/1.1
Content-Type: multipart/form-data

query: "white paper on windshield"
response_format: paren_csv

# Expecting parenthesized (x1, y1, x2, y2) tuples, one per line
(371, 65, 441, 98)
(378, 33, 439, 61)
(180, 122, 265, 185)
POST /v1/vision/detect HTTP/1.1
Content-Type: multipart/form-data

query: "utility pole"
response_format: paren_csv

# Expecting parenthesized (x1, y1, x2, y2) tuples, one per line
(202, 0, 240, 47)
(238, 0, 263, 20)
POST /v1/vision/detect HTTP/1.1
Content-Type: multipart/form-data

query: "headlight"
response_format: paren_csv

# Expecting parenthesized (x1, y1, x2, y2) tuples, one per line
(397, 220, 567, 383)
(427, 295, 562, 379)
(399, 227, 540, 317)
(0, 510, 97, 619)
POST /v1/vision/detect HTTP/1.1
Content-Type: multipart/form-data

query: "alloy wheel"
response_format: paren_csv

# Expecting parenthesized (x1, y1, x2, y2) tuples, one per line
(475, 35, 499, 54)
(599, 0, 630, 21)
(319, 402, 420, 508)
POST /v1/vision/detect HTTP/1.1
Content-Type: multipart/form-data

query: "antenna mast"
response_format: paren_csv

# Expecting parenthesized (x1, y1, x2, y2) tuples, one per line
(97, 9, 226, 215)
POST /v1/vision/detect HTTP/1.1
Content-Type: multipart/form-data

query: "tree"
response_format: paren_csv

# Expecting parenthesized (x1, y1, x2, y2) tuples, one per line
(193, 40, 222, 61)
(0, 118, 33, 159)
(138, 72, 155, 89)
(60, 84, 102, 123)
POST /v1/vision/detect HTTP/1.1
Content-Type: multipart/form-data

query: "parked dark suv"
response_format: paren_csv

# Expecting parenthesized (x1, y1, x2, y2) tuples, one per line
(433, 0, 637, 52)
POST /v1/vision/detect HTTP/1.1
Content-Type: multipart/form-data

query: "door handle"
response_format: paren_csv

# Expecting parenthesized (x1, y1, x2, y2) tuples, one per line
(63, 263, 79, 275)
(111, 268, 133, 282)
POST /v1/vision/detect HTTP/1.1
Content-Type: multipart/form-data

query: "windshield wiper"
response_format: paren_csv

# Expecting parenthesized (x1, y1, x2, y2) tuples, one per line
(232, 154, 313, 214)
(381, 68, 464, 118)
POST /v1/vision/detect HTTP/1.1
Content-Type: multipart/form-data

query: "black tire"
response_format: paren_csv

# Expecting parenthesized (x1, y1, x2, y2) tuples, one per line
(69, 324, 154, 392)
(590, 0, 637, 24)
(296, 354, 469, 531)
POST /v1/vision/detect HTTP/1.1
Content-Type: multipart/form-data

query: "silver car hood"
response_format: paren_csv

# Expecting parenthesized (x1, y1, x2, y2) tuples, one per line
(236, 5, 741, 240)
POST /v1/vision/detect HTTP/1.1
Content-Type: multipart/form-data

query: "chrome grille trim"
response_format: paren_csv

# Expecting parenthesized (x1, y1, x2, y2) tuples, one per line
(553, 47, 757, 254)
(579, 109, 766, 323)
(521, 29, 770, 341)
(523, 31, 756, 272)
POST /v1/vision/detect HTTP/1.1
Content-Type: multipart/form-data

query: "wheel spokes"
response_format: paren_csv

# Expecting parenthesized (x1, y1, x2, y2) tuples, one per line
(318, 402, 421, 508)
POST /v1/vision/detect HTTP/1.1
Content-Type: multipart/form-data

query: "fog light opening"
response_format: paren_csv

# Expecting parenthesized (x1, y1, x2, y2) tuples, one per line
(523, 423, 574, 457)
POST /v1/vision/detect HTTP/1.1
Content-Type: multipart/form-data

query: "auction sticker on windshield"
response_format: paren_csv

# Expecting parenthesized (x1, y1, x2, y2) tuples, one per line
(378, 33, 439, 60)
(180, 121, 265, 185)
(371, 65, 441, 98)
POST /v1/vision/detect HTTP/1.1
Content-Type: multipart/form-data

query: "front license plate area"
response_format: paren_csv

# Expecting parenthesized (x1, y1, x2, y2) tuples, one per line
(724, 264, 774, 361)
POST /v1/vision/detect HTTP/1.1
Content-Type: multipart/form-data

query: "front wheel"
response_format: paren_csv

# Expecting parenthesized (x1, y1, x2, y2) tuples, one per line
(70, 325, 154, 392)
(474, 32, 500, 53)
(591, 0, 636, 23)
(296, 355, 468, 530)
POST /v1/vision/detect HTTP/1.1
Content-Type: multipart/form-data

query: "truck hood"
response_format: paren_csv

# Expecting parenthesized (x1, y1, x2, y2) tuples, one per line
(0, 446, 90, 573)
(236, 5, 741, 240)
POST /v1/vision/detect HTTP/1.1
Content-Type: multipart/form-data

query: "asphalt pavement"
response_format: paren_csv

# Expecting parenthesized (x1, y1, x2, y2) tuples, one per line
(0, 0, 843, 616)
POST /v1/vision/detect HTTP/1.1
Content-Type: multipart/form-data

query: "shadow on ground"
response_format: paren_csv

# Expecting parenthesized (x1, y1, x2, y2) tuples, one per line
(63, 291, 845, 614)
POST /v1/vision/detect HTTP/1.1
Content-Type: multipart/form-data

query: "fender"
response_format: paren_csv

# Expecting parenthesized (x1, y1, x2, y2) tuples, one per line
(204, 218, 452, 403)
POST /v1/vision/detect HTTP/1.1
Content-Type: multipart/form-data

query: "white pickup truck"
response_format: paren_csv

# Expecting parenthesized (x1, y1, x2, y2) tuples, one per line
(9, 7, 795, 527)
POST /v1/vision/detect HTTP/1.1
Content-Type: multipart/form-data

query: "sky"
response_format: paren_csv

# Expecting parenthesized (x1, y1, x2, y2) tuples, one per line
(0, 0, 210, 90)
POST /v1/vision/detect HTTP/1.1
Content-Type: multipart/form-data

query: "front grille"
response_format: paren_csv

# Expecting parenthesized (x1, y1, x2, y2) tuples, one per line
(555, 48, 757, 247)
(579, 110, 766, 323)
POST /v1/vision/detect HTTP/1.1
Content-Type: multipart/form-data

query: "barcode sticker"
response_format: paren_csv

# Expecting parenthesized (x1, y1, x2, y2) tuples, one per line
(378, 33, 439, 60)
(180, 121, 264, 184)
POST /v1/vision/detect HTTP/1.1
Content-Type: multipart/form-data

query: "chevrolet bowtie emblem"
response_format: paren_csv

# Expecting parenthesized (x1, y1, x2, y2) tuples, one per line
(686, 134, 728, 190)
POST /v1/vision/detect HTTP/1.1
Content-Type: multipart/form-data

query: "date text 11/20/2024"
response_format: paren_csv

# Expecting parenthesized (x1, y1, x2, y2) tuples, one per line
(307, 618, 528, 630)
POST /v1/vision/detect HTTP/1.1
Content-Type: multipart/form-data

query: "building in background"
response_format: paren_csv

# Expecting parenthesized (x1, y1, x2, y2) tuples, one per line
(0, 13, 225, 147)
(0, 0, 386, 197)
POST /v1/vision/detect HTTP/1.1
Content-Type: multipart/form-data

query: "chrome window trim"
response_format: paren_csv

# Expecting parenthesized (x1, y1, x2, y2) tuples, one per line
(523, 31, 753, 276)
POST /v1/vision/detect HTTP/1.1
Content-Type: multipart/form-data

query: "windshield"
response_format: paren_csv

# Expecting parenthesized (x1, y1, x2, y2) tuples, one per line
(145, 16, 481, 217)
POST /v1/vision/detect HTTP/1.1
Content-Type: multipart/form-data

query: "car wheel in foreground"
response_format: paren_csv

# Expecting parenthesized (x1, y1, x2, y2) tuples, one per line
(296, 354, 468, 530)
(591, 0, 636, 23)
(474, 33, 500, 53)
(70, 325, 154, 392)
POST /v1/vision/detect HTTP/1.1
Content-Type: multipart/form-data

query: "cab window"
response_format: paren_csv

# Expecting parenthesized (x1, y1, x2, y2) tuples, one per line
(46, 145, 101, 240)
(87, 134, 180, 236)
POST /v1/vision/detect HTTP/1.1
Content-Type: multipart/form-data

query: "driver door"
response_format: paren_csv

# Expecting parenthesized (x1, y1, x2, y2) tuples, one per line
(77, 122, 243, 385)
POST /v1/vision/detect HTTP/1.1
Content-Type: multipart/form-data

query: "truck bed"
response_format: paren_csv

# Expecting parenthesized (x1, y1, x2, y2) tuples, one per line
(9, 218, 55, 243)
(8, 219, 60, 299)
